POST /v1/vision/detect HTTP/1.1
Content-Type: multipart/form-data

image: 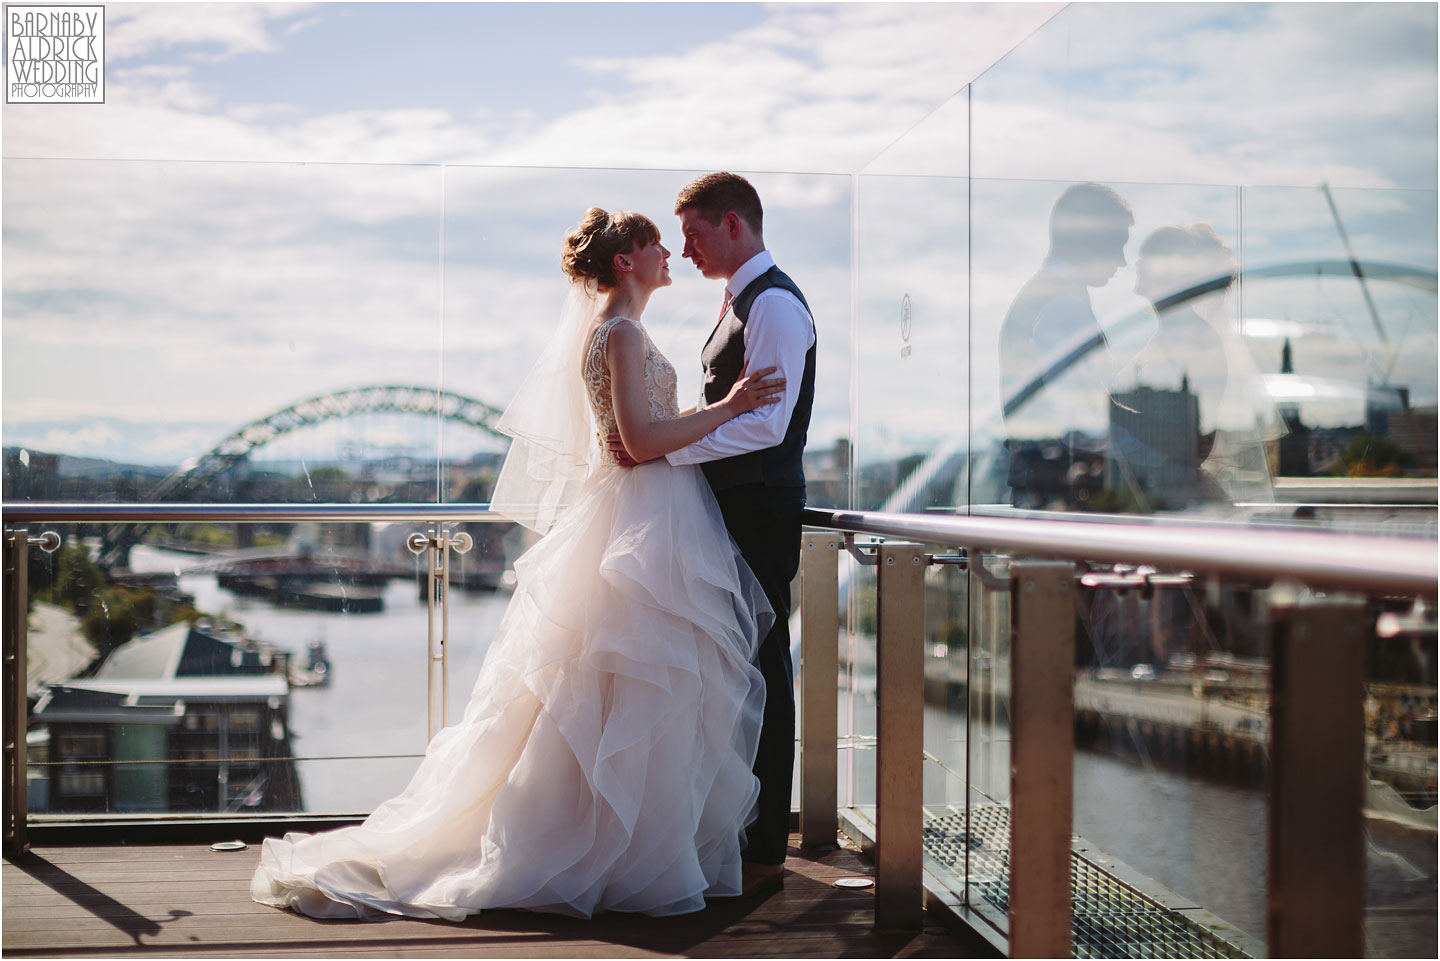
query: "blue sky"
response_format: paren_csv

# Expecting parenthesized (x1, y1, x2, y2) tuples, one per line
(132, 4, 770, 120)
(6, 2, 1065, 170)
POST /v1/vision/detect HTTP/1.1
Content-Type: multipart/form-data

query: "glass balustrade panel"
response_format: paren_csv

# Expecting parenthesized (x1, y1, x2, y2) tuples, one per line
(1357, 600, 1439, 958)
(844, 558, 877, 820)
(964, 560, 1011, 933)
(1068, 579, 1271, 957)
(1239, 184, 1438, 538)
(22, 520, 519, 818)
(854, 85, 970, 836)
(2, 158, 446, 511)
(971, 176, 1250, 522)
(969, 4, 1436, 194)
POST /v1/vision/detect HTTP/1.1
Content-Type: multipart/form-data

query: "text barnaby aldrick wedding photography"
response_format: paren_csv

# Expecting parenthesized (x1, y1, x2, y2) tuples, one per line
(6, 4, 104, 103)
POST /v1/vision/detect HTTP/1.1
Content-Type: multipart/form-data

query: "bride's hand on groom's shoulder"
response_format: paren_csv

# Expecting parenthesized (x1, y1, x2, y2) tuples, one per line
(606, 432, 640, 468)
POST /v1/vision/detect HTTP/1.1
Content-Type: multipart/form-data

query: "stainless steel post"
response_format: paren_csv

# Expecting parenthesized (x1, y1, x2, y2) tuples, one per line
(800, 533, 839, 850)
(439, 528, 453, 730)
(3, 529, 30, 854)
(1008, 561, 1075, 959)
(1268, 594, 1365, 959)
(874, 542, 925, 931)
(426, 529, 440, 741)
(217, 712, 230, 813)
(408, 526, 472, 741)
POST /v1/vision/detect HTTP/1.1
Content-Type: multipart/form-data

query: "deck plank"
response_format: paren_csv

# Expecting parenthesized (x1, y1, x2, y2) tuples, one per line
(4, 836, 976, 959)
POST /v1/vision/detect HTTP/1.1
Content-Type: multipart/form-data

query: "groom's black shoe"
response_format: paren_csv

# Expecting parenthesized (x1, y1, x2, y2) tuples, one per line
(739, 862, 785, 896)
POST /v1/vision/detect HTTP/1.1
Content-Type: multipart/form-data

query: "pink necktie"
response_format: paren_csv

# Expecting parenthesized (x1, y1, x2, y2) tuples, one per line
(719, 291, 734, 323)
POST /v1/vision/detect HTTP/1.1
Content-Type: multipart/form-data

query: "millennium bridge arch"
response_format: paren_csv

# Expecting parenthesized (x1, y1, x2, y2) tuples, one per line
(99, 385, 508, 567)
(877, 258, 1439, 520)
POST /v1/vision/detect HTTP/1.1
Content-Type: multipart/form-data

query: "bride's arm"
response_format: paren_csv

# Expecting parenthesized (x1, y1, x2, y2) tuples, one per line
(607, 321, 781, 464)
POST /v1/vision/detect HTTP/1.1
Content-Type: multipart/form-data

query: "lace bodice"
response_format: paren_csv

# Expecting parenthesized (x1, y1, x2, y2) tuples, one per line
(584, 317, 679, 463)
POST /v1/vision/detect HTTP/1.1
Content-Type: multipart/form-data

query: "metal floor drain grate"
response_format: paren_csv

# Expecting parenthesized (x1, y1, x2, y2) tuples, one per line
(922, 806, 1253, 959)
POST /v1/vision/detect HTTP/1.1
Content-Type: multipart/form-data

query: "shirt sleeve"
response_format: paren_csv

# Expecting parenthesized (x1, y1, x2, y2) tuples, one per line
(665, 289, 815, 466)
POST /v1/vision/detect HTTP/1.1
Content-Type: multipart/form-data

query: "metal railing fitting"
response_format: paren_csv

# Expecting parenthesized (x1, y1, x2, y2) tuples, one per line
(407, 527, 473, 740)
(966, 549, 1011, 591)
(843, 532, 881, 566)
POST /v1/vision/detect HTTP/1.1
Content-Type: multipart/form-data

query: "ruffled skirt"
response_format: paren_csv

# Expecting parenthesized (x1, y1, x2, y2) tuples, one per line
(251, 460, 771, 920)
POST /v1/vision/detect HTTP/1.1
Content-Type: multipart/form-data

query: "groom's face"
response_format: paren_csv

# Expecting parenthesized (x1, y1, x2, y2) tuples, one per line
(678, 208, 733, 281)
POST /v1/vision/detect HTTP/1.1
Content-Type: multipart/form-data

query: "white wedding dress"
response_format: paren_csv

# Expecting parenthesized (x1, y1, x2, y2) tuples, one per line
(251, 316, 771, 920)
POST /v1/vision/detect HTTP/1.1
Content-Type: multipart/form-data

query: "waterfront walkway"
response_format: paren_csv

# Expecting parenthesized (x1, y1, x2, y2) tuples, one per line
(3, 834, 978, 958)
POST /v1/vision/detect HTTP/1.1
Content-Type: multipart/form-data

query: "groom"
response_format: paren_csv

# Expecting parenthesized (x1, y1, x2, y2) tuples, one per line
(610, 172, 816, 894)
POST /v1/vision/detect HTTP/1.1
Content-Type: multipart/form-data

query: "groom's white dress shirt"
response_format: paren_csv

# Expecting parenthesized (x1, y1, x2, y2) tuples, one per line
(666, 250, 816, 467)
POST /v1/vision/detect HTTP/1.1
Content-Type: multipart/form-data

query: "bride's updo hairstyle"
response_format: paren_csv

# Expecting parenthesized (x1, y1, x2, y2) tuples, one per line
(1140, 222, 1238, 296)
(561, 207, 661, 290)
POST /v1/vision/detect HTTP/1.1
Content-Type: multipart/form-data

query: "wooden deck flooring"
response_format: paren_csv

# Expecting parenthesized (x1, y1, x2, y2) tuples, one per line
(3, 835, 982, 958)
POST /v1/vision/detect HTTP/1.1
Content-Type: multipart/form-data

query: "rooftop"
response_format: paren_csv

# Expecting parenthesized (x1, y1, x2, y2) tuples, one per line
(3, 835, 978, 959)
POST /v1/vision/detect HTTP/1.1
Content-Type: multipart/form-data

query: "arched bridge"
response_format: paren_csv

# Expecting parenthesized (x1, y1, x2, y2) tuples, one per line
(99, 385, 508, 568)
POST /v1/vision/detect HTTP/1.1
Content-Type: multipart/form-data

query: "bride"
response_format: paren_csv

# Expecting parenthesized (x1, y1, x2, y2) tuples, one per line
(251, 207, 784, 920)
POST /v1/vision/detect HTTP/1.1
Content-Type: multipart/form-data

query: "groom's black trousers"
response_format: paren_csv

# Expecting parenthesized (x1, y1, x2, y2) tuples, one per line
(713, 482, 805, 867)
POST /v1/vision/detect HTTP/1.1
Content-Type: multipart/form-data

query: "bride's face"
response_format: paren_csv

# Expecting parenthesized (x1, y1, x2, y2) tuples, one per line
(631, 238, 672, 291)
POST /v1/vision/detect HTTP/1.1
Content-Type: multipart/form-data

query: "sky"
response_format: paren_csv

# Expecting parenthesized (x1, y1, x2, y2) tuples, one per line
(2, 2, 1064, 169)
(2, 2, 1436, 482)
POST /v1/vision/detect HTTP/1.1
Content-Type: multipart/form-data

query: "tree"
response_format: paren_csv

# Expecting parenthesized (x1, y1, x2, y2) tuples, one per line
(81, 588, 138, 653)
(1339, 434, 1404, 477)
(54, 543, 103, 613)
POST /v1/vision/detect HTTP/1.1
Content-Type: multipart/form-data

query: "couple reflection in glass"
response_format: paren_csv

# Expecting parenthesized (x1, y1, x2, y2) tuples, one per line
(1000, 182, 1277, 516)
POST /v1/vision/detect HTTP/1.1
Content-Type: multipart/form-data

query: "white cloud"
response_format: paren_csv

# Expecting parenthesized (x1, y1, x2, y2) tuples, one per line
(499, 3, 1062, 172)
(108, 64, 218, 112)
(8, 2, 1428, 190)
(40, 423, 122, 454)
(106, 2, 315, 62)
(3, 3, 1061, 170)
(968, 3, 1437, 188)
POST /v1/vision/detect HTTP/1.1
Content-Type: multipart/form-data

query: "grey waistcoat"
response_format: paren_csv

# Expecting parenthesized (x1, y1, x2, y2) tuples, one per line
(699, 266, 816, 492)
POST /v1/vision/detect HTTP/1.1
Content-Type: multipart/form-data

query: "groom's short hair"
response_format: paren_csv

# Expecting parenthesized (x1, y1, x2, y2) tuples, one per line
(675, 172, 764, 234)
(1049, 182, 1132, 253)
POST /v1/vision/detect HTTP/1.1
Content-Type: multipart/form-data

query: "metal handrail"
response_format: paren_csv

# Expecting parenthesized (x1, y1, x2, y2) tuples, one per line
(803, 507, 1437, 596)
(3, 502, 1433, 595)
(1, 503, 505, 524)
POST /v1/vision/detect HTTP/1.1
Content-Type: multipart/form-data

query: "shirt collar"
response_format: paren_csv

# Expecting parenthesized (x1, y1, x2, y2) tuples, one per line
(726, 250, 775, 298)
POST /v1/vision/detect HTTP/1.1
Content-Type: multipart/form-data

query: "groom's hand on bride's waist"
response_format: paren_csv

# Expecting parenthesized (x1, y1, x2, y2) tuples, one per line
(606, 432, 639, 468)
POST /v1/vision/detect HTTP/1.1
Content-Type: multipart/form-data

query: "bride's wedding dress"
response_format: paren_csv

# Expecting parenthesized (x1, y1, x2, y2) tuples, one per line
(251, 315, 771, 920)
